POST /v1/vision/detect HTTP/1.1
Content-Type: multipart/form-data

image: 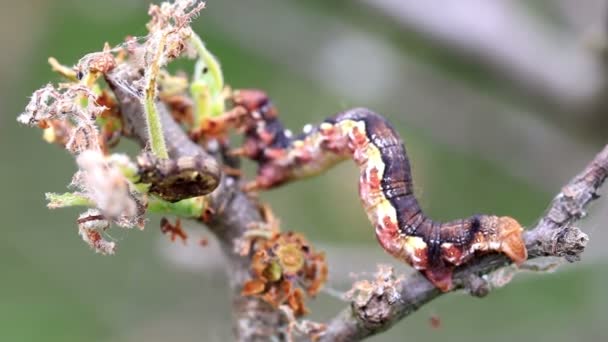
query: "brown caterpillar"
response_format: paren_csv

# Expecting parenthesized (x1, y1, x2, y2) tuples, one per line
(230, 90, 527, 291)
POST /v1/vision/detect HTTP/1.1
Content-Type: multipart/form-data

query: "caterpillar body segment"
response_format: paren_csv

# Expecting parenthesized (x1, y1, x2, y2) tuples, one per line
(225, 90, 528, 291)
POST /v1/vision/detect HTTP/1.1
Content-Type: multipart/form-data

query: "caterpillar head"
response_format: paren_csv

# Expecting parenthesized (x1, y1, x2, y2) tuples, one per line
(492, 216, 527, 265)
(470, 215, 527, 266)
(427, 215, 527, 292)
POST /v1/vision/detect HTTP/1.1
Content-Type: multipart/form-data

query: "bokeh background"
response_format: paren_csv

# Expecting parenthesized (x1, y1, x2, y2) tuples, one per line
(1, 0, 608, 341)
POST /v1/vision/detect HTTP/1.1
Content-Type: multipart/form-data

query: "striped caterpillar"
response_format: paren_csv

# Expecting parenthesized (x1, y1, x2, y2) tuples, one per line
(227, 90, 528, 291)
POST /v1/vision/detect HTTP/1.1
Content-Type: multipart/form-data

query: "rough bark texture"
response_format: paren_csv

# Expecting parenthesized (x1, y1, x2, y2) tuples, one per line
(207, 180, 287, 341)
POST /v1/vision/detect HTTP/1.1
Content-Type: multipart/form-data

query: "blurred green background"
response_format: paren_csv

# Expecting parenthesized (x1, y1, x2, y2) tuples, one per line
(1, 0, 607, 341)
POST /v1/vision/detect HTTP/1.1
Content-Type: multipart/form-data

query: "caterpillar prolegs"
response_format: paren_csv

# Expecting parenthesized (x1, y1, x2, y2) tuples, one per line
(228, 90, 527, 291)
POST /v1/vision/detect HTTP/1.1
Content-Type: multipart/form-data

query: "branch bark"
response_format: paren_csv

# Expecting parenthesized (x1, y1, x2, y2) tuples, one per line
(106, 67, 287, 341)
(319, 144, 607, 342)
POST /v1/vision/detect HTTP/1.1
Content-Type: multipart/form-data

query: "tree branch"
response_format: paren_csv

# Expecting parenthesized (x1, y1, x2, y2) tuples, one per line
(106, 66, 287, 341)
(319, 144, 607, 342)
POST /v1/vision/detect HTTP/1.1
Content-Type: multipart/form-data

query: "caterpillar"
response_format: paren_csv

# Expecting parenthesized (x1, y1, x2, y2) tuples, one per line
(229, 89, 527, 291)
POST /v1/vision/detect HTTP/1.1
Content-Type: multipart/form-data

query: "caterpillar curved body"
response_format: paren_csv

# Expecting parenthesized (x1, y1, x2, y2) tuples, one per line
(230, 90, 527, 291)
